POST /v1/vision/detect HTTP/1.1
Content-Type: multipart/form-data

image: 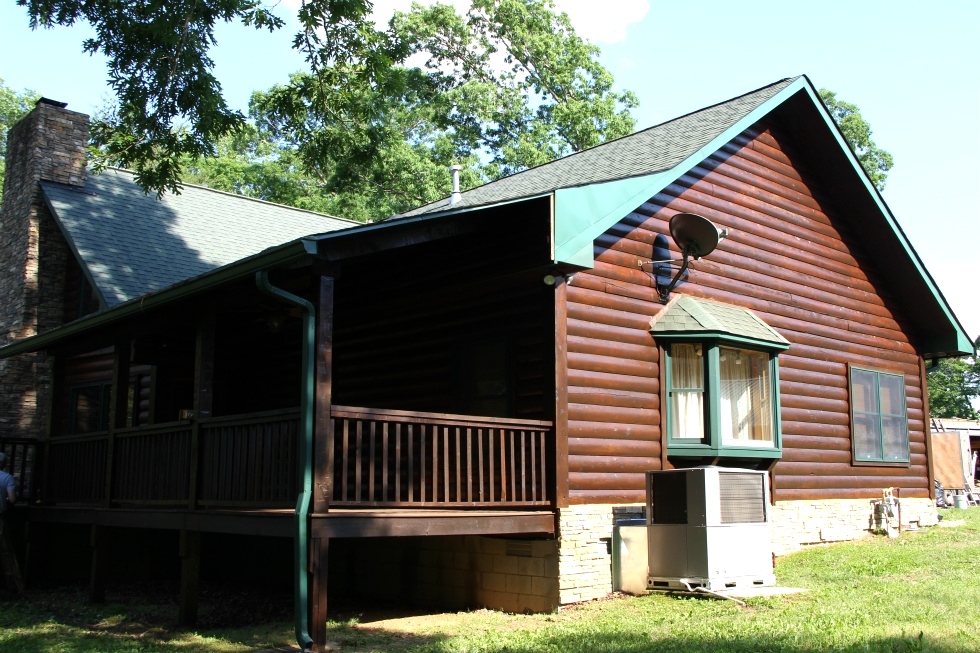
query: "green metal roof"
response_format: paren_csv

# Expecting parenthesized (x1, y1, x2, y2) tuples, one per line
(649, 295, 790, 350)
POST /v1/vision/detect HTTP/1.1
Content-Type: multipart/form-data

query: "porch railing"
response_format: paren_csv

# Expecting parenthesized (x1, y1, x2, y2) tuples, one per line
(0, 437, 38, 502)
(34, 405, 553, 510)
(43, 408, 299, 507)
(330, 406, 553, 508)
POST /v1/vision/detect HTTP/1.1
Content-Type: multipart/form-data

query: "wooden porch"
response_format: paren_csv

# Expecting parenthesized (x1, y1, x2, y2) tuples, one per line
(6, 405, 554, 526)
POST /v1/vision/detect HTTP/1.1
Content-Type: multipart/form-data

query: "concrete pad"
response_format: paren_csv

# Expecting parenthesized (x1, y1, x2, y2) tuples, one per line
(937, 520, 966, 528)
(720, 586, 807, 598)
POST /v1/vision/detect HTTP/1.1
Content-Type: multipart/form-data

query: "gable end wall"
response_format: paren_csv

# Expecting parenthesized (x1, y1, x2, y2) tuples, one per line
(561, 123, 929, 505)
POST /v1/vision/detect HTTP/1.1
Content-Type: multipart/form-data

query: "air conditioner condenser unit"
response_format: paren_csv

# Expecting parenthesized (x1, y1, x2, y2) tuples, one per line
(646, 467, 775, 592)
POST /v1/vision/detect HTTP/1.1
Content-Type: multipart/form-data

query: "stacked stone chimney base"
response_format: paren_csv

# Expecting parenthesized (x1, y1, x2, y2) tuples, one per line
(0, 100, 89, 439)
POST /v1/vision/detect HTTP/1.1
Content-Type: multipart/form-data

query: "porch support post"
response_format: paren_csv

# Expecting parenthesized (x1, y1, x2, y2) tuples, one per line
(314, 276, 334, 514)
(920, 358, 936, 500)
(309, 536, 329, 647)
(105, 338, 131, 506)
(553, 276, 569, 508)
(88, 524, 106, 603)
(190, 308, 216, 509)
(178, 529, 202, 626)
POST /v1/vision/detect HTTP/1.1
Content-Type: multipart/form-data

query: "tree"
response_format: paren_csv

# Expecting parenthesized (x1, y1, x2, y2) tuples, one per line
(187, 0, 637, 222)
(15, 0, 382, 196)
(0, 77, 40, 203)
(819, 88, 894, 191)
(928, 343, 980, 420)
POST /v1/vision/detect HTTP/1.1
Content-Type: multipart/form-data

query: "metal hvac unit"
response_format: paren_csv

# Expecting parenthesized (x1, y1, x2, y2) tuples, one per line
(645, 467, 775, 592)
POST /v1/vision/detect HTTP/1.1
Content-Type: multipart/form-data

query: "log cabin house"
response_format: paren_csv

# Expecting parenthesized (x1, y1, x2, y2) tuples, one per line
(0, 76, 972, 649)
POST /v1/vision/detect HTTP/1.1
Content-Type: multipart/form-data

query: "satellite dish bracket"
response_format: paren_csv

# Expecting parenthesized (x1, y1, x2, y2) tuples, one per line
(636, 213, 728, 304)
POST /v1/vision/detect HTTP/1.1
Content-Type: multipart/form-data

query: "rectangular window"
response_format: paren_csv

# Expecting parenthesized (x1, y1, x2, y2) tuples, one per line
(70, 383, 111, 434)
(68, 381, 137, 435)
(669, 343, 704, 440)
(719, 347, 773, 445)
(851, 367, 909, 463)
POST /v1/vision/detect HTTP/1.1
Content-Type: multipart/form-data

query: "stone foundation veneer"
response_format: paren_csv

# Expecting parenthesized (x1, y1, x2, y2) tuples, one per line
(557, 504, 642, 604)
(770, 497, 938, 556)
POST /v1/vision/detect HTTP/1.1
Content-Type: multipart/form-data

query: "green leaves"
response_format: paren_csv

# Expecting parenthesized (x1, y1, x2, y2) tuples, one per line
(0, 77, 40, 203)
(927, 347, 980, 419)
(819, 88, 894, 191)
(183, 0, 637, 222)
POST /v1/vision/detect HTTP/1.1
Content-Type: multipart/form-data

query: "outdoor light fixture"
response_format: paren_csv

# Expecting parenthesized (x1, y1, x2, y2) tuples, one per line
(638, 213, 729, 304)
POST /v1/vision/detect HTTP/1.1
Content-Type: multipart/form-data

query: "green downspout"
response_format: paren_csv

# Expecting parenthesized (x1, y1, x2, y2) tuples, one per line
(255, 271, 315, 652)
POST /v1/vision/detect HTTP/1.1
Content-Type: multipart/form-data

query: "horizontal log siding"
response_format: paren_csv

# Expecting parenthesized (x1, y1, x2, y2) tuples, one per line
(565, 124, 928, 504)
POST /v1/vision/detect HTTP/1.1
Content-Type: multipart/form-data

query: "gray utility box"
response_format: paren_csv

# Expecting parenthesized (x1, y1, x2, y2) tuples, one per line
(646, 467, 775, 592)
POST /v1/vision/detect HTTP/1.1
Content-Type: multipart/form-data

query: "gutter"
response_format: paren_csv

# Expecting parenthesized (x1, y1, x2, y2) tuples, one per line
(255, 271, 316, 652)
(0, 239, 318, 359)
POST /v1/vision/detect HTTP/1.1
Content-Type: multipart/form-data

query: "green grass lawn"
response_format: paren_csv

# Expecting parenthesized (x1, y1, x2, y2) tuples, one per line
(2, 508, 978, 653)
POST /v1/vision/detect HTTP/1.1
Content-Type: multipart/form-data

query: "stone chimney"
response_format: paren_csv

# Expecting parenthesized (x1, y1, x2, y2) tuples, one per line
(0, 98, 89, 438)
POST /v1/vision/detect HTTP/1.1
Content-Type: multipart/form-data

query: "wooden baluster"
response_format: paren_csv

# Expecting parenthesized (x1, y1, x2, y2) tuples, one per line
(477, 428, 484, 503)
(354, 422, 363, 502)
(530, 430, 537, 502)
(520, 431, 526, 502)
(368, 422, 376, 502)
(408, 424, 414, 503)
(509, 430, 516, 503)
(539, 431, 547, 503)
(488, 429, 495, 502)
(341, 421, 349, 502)
(382, 423, 389, 502)
(395, 424, 402, 502)
(466, 428, 472, 503)
(423, 425, 429, 504)
(423, 424, 439, 503)
(499, 429, 506, 502)
(443, 426, 450, 504)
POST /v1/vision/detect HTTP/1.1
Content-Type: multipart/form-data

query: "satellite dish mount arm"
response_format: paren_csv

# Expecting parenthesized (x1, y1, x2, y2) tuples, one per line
(657, 244, 695, 304)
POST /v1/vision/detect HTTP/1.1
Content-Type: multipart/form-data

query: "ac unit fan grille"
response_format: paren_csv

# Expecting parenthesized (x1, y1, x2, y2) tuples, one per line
(719, 472, 766, 523)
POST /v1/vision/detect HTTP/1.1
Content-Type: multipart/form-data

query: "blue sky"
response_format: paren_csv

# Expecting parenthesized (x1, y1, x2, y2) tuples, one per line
(1, 0, 978, 341)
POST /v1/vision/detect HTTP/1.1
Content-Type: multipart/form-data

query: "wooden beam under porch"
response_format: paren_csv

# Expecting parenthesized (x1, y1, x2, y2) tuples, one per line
(26, 505, 555, 539)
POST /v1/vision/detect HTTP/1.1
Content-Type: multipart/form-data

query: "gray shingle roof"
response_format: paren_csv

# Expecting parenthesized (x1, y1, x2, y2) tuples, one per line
(42, 169, 357, 307)
(400, 78, 797, 218)
(649, 295, 790, 347)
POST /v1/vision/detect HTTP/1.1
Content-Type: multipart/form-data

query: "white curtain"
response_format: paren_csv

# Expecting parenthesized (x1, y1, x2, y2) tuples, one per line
(671, 344, 704, 439)
(719, 347, 772, 444)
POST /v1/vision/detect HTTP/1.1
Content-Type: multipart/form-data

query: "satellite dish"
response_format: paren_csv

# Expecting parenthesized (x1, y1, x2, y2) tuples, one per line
(636, 213, 728, 304)
(670, 213, 725, 259)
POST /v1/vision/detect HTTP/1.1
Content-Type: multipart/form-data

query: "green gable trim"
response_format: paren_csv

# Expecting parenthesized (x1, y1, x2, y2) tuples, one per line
(553, 77, 811, 267)
(553, 75, 970, 357)
(793, 82, 973, 357)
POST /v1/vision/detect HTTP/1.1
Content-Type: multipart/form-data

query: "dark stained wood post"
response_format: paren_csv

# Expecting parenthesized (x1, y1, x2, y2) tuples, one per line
(314, 276, 334, 514)
(104, 339, 131, 506)
(40, 354, 62, 501)
(309, 537, 329, 646)
(553, 275, 569, 508)
(88, 524, 106, 603)
(919, 358, 935, 499)
(178, 530, 202, 626)
(189, 308, 216, 510)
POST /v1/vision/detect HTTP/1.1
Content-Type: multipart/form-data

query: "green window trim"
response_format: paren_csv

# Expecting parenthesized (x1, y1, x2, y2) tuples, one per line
(663, 338, 783, 459)
(848, 364, 910, 465)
